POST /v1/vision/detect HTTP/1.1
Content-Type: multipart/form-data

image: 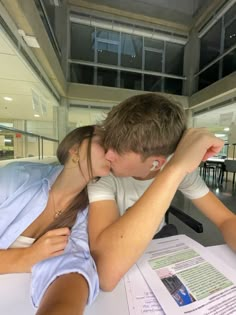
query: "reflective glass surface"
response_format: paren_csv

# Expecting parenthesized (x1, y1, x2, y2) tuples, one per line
(121, 34, 143, 69)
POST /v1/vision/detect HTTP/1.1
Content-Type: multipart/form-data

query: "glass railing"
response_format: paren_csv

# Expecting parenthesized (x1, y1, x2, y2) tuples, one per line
(0, 125, 59, 161)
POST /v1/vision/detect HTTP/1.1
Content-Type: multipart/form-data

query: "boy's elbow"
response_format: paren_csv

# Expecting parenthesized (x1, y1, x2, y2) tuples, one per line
(99, 271, 121, 292)
(94, 256, 123, 291)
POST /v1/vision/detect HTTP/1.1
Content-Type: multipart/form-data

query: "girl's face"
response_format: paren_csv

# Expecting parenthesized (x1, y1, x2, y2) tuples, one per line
(90, 137, 111, 177)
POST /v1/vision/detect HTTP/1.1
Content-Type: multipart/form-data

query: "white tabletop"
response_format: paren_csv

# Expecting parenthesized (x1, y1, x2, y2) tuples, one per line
(206, 158, 225, 163)
(0, 244, 235, 315)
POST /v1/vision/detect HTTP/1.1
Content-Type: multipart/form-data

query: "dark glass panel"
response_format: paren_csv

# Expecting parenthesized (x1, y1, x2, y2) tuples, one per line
(198, 62, 219, 90)
(70, 64, 94, 84)
(144, 75, 162, 92)
(97, 42, 118, 66)
(96, 28, 120, 41)
(200, 20, 221, 69)
(70, 23, 94, 61)
(97, 68, 118, 87)
(144, 38, 164, 50)
(165, 42, 184, 75)
(224, 19, 236, 51)
(145, 50, 162, 72)
(164, 78, 183, 95)
(121, 34, 142, 69)
(223, 49, 236, 77)
(120, 71, 142, 90)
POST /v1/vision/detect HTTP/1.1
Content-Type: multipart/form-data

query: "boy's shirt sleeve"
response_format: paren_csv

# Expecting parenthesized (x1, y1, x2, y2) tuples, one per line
(88, 174, 116, 203)
(178, 169, 209, 199)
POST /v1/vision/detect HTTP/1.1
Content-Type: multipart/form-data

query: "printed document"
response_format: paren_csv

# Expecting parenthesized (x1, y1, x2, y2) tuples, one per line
(137, 235, 236, 315)
(124, 264, 165, 315)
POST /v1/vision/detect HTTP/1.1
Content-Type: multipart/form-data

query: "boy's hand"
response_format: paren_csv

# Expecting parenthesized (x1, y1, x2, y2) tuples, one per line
(171, 128, 224, 174)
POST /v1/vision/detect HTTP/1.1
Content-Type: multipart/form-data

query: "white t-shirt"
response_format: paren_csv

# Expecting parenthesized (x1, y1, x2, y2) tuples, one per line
(88, 168, 209, 232)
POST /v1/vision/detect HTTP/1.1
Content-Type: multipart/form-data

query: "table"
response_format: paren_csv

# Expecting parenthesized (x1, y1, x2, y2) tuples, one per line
(0, 244, 235, 315)
(206, 158, 225, 164)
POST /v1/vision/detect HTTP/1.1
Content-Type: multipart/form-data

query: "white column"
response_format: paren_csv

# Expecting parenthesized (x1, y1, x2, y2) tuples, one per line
(57, 97, 69, 142)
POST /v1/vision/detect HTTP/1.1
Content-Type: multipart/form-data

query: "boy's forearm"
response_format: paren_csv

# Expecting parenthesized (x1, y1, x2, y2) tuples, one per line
(220, 218, 236, 251)
(92, 163, 186, 290)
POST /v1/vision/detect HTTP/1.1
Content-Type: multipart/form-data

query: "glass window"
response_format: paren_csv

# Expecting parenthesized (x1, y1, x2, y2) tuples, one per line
(70, 23, 95, 61)
(96, 29, 120, 41)
(97, 68, 118, 87)
(120, 71, 142, 90)
(97, 41, 119, 65)
(164, 78, 183, 95)
(41, 0, 55, 29)
(198, 62, 219, 90)
(200, 20, 222, 69)
(224, 3, 236, 27)
(144, 38, 164, 50)
(121, 34, 142, 69)
(223, 48, 236, 77)
(165, 42, 184, 75)
(96, 29, 120, 66)
(35, 0, 61, 59)
(224, 19, 236, 51)
(144, 50, 162, 72)
(144, 75, 162, 92)
(70, 64, 94, 84)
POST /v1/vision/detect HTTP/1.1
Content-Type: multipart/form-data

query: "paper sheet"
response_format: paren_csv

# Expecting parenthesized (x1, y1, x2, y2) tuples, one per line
(124, 264, 165, 315)
(137, 235, 236, 315)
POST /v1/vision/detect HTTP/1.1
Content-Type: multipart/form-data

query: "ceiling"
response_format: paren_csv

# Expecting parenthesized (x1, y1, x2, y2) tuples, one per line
(69, 0, 208, 33)
(193, 103, 236, 134)
(0, 0, 235, 138)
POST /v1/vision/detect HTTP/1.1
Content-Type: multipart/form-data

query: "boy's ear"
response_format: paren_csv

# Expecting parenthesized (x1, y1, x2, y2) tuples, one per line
(158, 156, 167, 167)
(152, 156, 167, 170)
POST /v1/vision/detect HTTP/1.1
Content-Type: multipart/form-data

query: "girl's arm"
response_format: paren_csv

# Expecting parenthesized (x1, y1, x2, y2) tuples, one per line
(0, 228, 69, 273)
(36, 273, 89, 315)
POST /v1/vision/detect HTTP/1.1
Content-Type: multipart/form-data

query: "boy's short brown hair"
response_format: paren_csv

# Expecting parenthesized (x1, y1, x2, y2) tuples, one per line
(99, 93, 187, 159)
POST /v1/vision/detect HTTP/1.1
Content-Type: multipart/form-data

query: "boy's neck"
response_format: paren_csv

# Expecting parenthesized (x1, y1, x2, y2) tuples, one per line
(133, 170, 160, 181)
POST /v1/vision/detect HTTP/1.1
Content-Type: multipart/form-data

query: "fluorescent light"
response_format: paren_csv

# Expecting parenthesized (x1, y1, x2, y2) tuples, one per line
(34, 114, 40, 117)
(215, 133, 226, 137)
(3, 96, 13, 101)
(224, 127, 230, 131)
(4, 139, 11, 143)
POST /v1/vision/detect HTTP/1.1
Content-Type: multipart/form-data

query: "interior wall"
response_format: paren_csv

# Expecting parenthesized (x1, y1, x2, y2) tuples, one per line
(68, 83, 189, 108)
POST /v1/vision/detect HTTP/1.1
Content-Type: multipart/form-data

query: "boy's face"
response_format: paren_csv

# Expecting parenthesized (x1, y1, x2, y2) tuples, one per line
(105, 149, 161, 179)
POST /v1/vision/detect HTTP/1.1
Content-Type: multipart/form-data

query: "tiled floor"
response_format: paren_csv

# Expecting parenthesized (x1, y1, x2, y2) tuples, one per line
(171, 173, 236, 247)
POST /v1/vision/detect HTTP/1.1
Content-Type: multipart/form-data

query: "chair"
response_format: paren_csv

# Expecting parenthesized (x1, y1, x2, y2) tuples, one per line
(165, 205, 203, 233)
(153, 205, 203, 239)
(224, 159, 236, 187)
(199, 161, 217, 186)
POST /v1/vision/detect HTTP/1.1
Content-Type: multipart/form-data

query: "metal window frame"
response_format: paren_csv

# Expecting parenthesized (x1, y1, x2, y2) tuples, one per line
(69, 59, 186, 81)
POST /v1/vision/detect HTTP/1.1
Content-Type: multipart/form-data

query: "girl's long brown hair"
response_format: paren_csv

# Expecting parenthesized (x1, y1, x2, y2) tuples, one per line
(36, 125, 96, 239)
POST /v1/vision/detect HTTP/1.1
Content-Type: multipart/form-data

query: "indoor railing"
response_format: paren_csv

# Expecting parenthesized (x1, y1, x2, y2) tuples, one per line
(0, 125, 59, 162)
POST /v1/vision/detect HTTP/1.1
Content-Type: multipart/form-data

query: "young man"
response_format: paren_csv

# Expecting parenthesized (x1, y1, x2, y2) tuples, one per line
(87, 93, 236, 291)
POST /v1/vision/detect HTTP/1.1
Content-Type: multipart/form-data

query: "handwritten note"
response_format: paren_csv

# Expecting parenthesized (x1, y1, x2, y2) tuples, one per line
(124, 264, 165, 315)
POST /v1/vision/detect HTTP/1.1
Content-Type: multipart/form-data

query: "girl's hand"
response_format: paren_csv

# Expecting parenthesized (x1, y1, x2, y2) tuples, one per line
(27, 227, 70, 266)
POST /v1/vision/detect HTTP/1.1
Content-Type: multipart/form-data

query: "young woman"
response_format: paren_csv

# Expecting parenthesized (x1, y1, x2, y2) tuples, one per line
(0, 125, 111, 315)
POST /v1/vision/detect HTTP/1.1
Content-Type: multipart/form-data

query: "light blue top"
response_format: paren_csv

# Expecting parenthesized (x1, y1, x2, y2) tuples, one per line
(0, 162, 99, 307)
